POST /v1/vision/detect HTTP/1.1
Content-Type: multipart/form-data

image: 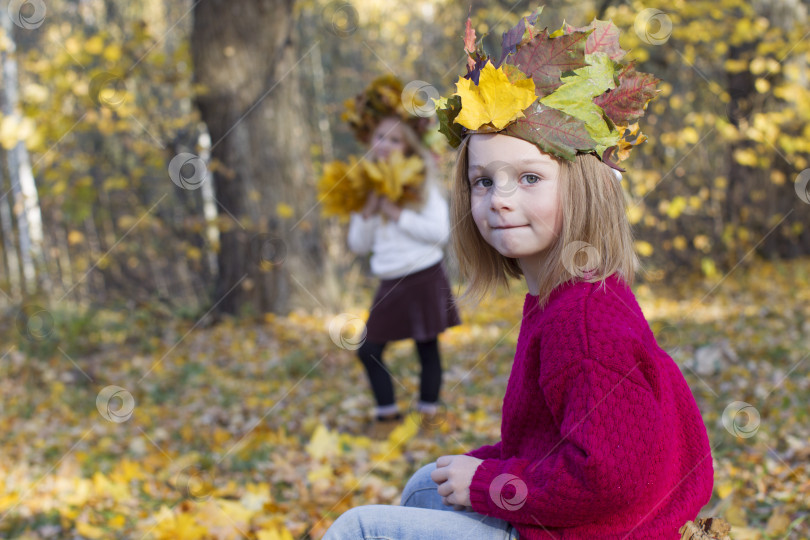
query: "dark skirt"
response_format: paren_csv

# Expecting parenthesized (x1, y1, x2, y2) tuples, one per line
(365, 262, 461, 343)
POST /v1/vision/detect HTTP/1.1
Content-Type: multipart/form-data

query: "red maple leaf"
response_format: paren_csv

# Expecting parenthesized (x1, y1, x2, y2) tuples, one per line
(594, 64, 660, 124)
(511, 29, 589, 98)
(504, 104, 597, 161)
(464, 16, 476, 71)
(566, 20, 626, 60)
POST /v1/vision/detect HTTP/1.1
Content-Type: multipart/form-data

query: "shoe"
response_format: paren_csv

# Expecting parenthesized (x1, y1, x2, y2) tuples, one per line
(369, 412, 403, 440)
(417, 410, 446, 433)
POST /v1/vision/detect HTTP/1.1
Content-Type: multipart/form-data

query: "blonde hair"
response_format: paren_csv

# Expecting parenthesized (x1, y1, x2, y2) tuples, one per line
(450, 134, 639, 307)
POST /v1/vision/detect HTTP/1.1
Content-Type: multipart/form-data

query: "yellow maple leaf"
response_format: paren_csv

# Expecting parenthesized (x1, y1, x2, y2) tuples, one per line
(318, 153, 424, 219)
(454, 62, 537, 130)
(317, 157, 368, 221)
(364, 152, 425, 202)
(306, 424, 339, 460)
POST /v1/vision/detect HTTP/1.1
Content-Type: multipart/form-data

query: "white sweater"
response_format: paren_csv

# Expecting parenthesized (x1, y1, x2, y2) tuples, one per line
(347, 185, 450, 279)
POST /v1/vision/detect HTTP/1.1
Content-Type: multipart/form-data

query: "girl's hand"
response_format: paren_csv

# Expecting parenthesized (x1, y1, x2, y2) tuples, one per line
(379, 197, 402, 222)
(430, 455, 483, 509)
(361, 192, 381, 219)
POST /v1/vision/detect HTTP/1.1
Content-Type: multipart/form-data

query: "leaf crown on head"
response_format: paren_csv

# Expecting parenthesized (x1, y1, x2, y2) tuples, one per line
(342, 75, 432, 144)
(434, 7, 661, 170)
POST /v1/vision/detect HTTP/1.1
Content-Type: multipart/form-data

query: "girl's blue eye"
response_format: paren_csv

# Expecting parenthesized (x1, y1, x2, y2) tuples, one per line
(473, 177, 493, 188)
(523, 174, 541, 184)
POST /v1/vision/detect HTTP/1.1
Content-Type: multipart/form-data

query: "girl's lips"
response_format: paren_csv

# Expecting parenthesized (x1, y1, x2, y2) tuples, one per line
(492, 224, 527, 229)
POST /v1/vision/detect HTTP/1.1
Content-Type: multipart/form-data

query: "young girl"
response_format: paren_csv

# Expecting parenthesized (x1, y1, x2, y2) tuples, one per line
(325, 10, 713, 539)
(344, 76, 461, 434)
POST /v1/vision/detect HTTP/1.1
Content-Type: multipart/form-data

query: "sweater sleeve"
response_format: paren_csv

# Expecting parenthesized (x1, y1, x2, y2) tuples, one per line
(466, 441, 502, 460)
(347, 213, 379, 255)
(396, 187, 450, 246)
(468, 351, 667, 527)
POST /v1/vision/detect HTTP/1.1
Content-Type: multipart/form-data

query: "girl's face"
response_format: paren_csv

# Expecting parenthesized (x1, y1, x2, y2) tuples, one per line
(467, 134, 562, 276)
(370, 117, 408, 160)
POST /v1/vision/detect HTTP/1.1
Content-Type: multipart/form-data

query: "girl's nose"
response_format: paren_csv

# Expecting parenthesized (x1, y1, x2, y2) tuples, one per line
(490, 178, 514, 211)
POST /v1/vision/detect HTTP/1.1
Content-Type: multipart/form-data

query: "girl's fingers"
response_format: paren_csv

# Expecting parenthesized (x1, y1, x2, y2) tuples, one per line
(436, 481, 453, 497)
(435, 455, 453, 467)
(429, 467, 447, 484)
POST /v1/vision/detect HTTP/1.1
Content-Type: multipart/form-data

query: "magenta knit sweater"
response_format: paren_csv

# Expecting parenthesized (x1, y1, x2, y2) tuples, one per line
(467, 275, 714, 539)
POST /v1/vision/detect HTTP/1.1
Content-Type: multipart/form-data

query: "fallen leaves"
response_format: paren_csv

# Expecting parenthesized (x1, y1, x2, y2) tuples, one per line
(679, 517, 731, 540)
(1, 258, 809, 538)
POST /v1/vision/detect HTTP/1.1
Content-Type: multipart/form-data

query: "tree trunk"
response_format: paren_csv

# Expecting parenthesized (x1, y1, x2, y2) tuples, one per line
(191, 0, 323, 315)
(724, 40, 756, 265)
(0, 150, 22, 298)
(1, 14, 46, 297)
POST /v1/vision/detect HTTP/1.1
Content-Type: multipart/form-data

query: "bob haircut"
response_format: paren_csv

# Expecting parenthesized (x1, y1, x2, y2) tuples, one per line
(450, 134, 640, 307)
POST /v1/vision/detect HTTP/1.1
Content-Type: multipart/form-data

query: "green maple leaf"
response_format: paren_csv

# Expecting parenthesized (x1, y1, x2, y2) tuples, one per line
(434, 95, 464, 148)
(539, 52, 620, 155)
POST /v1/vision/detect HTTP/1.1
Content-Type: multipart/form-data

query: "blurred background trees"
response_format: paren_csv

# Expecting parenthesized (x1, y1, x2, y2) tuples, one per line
(0, 0, 808, 321)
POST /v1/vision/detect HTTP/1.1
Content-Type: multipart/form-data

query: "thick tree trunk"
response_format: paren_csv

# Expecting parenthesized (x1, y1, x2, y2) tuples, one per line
(191, 0, 323, 315)
(724, 41, 756, 265)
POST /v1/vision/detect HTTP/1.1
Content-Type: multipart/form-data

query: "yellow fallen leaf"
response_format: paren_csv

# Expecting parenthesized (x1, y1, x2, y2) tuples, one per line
(256, 526, 294, 540)
(724, 501, 748, 527)
(151, 508, 207, 540)
(715, 481, 733, 500)
(306, 424, 339, 460)
(307, 463, 334, 483)
(386, 413, 420, 450)
(764, 507, 791, 537)
(107, 514, 126, 529)
(75, 520, 105, 539)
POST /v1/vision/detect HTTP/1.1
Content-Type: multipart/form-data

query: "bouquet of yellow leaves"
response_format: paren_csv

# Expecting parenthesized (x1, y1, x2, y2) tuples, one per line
(317, 151, 425, 221)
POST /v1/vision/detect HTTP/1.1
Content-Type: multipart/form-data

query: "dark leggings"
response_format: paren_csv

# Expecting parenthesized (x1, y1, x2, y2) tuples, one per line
(357, 339, 442, 408)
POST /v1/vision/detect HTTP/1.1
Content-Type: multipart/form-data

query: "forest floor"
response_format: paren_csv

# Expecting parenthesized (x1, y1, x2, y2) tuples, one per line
(1, 258, 808, 539)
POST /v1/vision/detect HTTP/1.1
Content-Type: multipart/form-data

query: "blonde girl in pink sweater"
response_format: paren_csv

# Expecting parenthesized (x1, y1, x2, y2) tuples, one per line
(325, 7, 713, 539)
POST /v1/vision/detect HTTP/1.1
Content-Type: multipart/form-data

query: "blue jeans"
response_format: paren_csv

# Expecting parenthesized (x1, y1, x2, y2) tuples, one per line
(323, 463, 519, 540)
